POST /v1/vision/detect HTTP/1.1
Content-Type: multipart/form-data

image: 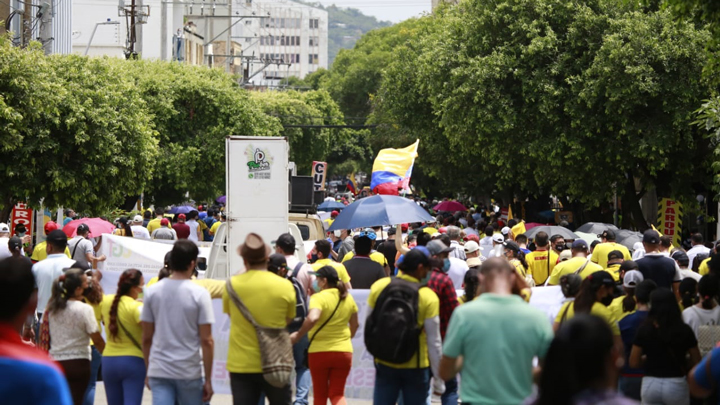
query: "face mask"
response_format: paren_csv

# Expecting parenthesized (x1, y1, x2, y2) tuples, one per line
(311, 253, 318, 262)
(555, 244, 564, 252)
(312, 279, 322, 293)
(442, 258, 451, 272)
(420, 271, 432, 285)
(600, 293, 614, 306)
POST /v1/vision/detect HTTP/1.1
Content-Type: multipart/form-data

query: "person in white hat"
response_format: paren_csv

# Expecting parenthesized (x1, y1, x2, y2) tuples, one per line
(130, 215, 151, 240)
(0, 223, 11, 260)
(464, 241, 485, 268)
(488, 233, 505, 258)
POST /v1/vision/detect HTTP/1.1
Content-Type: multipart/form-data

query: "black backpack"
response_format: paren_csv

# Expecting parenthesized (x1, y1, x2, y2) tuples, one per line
(288, 262, 308, 333)
(364, 278, 423, 365)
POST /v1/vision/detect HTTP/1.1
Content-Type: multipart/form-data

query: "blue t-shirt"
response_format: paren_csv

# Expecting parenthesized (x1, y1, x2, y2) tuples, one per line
(694, 346, 720, 402)
(619, 310, 648, 375)
(62, 217, 73, 227)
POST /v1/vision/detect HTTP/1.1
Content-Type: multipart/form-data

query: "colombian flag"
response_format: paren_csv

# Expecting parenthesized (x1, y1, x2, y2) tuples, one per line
(370, 140, 419, 195)
(347, 173, 358, 195)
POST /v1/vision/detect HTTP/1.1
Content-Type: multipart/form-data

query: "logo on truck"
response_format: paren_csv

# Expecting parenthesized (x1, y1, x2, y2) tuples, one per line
(246, 146, 272, 179)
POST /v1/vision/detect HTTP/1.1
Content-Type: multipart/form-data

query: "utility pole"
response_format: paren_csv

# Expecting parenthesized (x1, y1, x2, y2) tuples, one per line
(38, 2, 52, 54)
(129, 0, 136, 56)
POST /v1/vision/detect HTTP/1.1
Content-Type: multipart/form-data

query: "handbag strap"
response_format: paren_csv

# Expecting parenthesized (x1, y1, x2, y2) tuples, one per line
(574, 258, 591, 275)
(117, 313, 142, 351)
(308, 293, 342, 349)
(225, 279, 260, 328)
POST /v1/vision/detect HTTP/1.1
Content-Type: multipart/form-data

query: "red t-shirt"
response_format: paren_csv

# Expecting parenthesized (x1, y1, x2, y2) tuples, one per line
(172, 223, 191, 239)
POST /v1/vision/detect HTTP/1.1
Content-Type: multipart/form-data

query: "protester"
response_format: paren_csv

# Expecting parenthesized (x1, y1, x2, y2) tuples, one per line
(141, 210, 152, 228)
(68, 224, 106, 269)
(337, 230, 354, 262)
(445, 226, 465, 260)
(529, 315, 635, 405)
(8, 236, 29, 262)
(618, 280, 657, 400)
(80, 265, 104, 405)
(171, 213, 190, 239)
(186, 210, 203, 242)
(146, 208, 170, 234)
(605, 250, 626, 282)
(479, 226, 494, 248)
(100, 269, 145, 405)
(113, 217, 134, 238)
(0, 256, 73, 404)
(659, 236, 674, 257)
(209, 212, 225, 239)
(439, 257, 553, 404)
(635, 230, 681, 294)
(525, 232, 558, 286)
(31, 221, 71, 262)
(591, 230, 632, 269)
(682, 274, 720, 341)
(203, 209, 218, 241)
(311, 240, 352, 286)
(458, 268, 481, 304)
(679, 278, 699, 311)
(142, 240, 214, 404)
(46, 268, 106, 405)
(290, 266, 358, 405)
(515, 234, 531, 254)
(607, 270, 643, 324)
(687, 233, 711, 268)
(546, 240, 603, 285)
(0, 222, 12, 259)
(151, 218, 177, 240)
(547, 274, 582, 324)
(343, 233, 387, 288)
(630, 288, 701, 405)
(550, 235, 566, 257)
(502, 240, 531, 284)
(672, 250, 702, 281)
(223, 233, 294, 404)
(463, 241, 483, 268)
(488, 233, 505, 258)
(341, 230, 390, 272)
(367, 248, 444, 404)
(130, 215, 151, 240)
(64, 209, 77, 227)
(689, 346, 720, 400)
(376, 227, 399, 270)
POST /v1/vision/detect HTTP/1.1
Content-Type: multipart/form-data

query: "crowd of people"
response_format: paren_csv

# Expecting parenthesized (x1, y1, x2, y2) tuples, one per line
(5, 201, 720, 405)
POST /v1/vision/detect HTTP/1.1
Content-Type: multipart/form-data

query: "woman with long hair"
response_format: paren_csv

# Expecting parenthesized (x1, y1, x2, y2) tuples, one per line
(607, 270, 644, 324)
(290, 266, 358, 405)
(81, 267, 105, 405)
(630, 288, 701, 405)
(47, 268, 106, 405)
(113, 217, 133, 238)
(459, 268, 480, 304)
(679, 278, 699, 310)
(530, 315, 635, 405)
(682, 274, 720, 340)
(100, 269, 145, 405)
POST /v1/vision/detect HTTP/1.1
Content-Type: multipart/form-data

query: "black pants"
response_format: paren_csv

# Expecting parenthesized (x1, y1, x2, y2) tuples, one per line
(230, 372, 291, 405)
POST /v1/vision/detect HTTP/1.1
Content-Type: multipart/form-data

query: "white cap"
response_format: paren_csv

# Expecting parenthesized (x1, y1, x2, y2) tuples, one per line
(133, 215, 143, 223)
(559, 250, 572, 261)
(623, 270, 644, 288)
(492, 234, 504, 244)
(464, 241, 480, 253)
(501, 226, 511, 235)
(0, 223, 9, 233)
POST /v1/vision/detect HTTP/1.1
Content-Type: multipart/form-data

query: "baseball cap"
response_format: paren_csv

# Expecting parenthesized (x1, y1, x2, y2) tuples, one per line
(76, 223, 90, 234)
(598, 230, 616, 240)
(464, 241, 480, 253)
(46, 230, 68, 248)
(671, 250, 690, 267)
(14, 224, 26, 234)
(276, 233, 296, 252)
(607, 250, 624, 262)
(571, 239, 588, 250)
(331, 210, 339, 218)
(559, 250, 572, 261)
(426, 240, 455, 256)
(0, 223, 9, 233)
(308, 265, 339, 282)
(160, 218, 170, 226)
(587, 271, 615, 287)
(643, 229, 660, 244)
(465, 234, 480, 243)
(357, 229, 376, 240)
(133, 215, 143, 223)
(401, 223, 409, 232)
(178, 213, 186, 221)
(503, 240, 520, 252)
(268, 253, 289, 274)
(492, 234, 504, 244)
(501, 226, 511, 236)
(619, 260, 638, 272)
(44, 221, 58, 234)
(623, 270, 644, 288)
(8, 236, 22, 251)
(413, 246, 431, 258)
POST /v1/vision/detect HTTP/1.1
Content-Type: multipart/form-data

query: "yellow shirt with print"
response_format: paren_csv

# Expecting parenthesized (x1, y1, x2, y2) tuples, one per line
(554, 301, 620, 335)
(223, 270, 296, 373)
(101, 295, 143, 357)
(368, 274, 440, 369)
(308, 289, 358, 353)
(525, 249, 559, 285)
(700, 257, 712, 276)
(591, 242, 631, 269)
(342, 251, 388, 268)
(31, 242, 71, 262)
(547, 257, 604, 285)
(146, 218, 171, 234)
(607, 295, 635, 324)
(311, 258, 351, 284)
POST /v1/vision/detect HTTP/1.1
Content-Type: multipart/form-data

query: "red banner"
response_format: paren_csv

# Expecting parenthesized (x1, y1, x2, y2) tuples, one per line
(10, 202, 33, 235)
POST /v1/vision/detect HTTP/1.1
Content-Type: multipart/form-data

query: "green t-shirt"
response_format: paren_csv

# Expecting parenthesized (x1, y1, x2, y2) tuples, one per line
(443, 293, 553, 404)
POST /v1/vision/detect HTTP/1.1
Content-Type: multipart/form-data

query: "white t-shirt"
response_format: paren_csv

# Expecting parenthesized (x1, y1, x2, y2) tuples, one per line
(683, 305, 720, 339)
(32, 254, 76, 313)
(49, 300, 98, 361)
(186, 220, 200, 242)
(131, 225, 151, 240)
(447, 257, 469, 290)
(68, 237, 94, 268)
(0, 237, 11, 259)
(688, 245, 711, 269)
(679, 269, 702, 282)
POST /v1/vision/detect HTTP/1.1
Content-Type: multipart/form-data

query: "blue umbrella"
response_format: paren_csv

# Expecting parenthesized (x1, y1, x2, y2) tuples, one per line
(317, 200, 346, 212)
(167, 205, 196, 214)
(328, 195, 434, 231)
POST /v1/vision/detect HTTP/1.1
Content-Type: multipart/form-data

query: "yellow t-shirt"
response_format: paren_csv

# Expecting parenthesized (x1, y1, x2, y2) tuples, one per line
(209, 221, 222, 236)
(555, 301, 620, 336)
(311, 259, 351, 284)
(308, 289, 358, 353)
(547, 257, 604, 285)
(323, 218, 334, 228)
(423, 227, 438, 235)
(223, 270, 295, 373)
(368, 274, 440, 369)
(146, 218, 171, 234)
(605, 264, 622, 282)
(30, 242, 71, 262)
(458, 295, 467, 305)
(146, 276, 159, 288)
(525, 249, 559, 285)
(607, 295, 635, 324)
(342, 251, 388, 268)
(700, 257, 712, 276)
(510, 259, 528, 278)
(591, 242, 631, 269)
(101, 294, 143, 357)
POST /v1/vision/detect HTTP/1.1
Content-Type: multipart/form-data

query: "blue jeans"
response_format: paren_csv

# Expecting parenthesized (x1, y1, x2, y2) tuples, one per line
(83, 346, 102, 405)
(442, 376, 458, 405)
(103, 356, 146, 405)
(374, 363, 430, 405)
(149, 377, 203, 405)
(293, 334, 311, 405)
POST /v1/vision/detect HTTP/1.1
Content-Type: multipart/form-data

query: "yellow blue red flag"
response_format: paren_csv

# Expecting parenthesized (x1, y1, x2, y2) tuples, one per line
(371, 140, 419, 195)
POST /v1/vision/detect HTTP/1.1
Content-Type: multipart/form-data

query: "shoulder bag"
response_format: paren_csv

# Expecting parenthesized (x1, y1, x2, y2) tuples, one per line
(225, 279, 294, 388)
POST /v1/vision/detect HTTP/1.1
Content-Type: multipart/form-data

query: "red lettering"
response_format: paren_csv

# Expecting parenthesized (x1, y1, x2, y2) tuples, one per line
(666, 208, 675, 214)
(665, 214, 675, 221)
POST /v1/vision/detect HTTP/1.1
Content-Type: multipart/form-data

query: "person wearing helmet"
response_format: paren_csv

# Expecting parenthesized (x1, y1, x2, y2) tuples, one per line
(30, 221, 71, 263)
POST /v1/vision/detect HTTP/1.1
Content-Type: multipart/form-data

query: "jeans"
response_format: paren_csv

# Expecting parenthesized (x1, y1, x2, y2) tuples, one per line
(618, 375, 642, 401)
(293, 335, 311, 405)
(148, 377, 203, 405)
(641, 376, 689, 405)
(308, 352, 352, 405)
(374, 363, 430, 405)
(442, 376, 458, 405)
(102, 356, 146, 405)
(83, 346, 102, 405)
(230, 372, 292, 405)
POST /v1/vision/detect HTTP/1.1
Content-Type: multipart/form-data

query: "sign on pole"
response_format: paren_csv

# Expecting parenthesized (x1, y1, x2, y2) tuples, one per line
(657, 198, 683, 247)
(10, 202, 33, 234)
(312, 161, 327, 191)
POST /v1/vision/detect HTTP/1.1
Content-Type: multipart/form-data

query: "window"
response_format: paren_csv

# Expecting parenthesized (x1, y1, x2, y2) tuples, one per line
(245, 20, 252, 25)
(309, 36, 319, 46)
(309, 19, 319, 29)
(308, 54, 318, 65)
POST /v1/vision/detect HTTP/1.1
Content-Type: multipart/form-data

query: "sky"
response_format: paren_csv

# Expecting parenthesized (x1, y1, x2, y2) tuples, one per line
(311, 0, 431, 23)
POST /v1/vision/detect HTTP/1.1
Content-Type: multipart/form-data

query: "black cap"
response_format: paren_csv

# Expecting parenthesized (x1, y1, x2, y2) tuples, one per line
(588, 271, 615, 287)
(309, 265, 339, 282)
(14, 224, 26, 233)
(275, 233, 296, 253)
(46, 230, 68, 248)
(503, 240, 520, 252)
(671, 250, 689, 267)
(268, 253, 289, 274)
(619, 260, 638, 272)
(8, 236, 22, 251)
(599, 230, 616, 240)
(76, 223, 90, 234)
(607, 250, 624, 262)
(643, 229, 660, 245)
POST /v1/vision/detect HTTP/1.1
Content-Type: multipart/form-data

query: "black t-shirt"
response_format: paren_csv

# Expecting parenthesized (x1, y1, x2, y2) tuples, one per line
(343, 257, 387, 289)
(636, 255, 678, 289)
(377, 240, 398, 270)
(634, 321, 697, 377)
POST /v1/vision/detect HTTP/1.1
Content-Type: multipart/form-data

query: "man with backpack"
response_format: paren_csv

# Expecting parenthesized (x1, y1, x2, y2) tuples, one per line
(275, 233, 314, 296)
(366, 248, 445, 404)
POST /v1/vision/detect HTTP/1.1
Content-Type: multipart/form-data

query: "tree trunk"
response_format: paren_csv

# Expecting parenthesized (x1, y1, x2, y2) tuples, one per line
(0, 195, 16, 223)
(623, 175, 649, 231)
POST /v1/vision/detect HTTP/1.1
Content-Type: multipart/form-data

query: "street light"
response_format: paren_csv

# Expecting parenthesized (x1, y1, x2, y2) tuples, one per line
(84, 19, 121, 56)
